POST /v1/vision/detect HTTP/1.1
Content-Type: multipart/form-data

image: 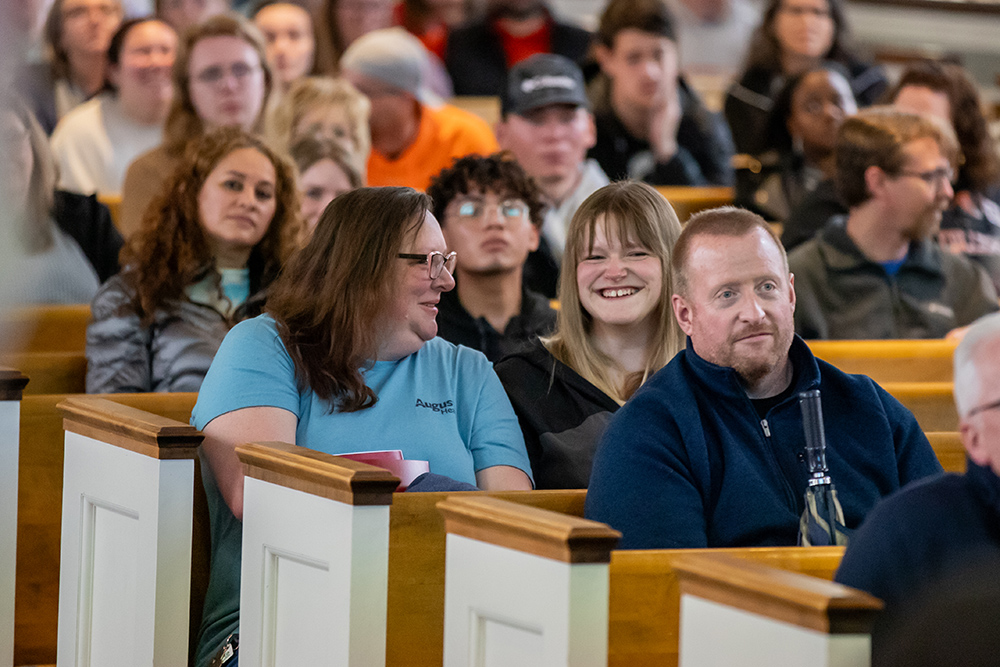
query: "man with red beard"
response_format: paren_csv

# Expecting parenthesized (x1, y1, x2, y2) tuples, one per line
(789, 108, 998, 339)
(585, 205, 942, 549)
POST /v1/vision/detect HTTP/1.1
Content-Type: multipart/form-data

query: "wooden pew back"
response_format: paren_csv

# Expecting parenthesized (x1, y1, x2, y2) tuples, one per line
(883, 382, 957, 432)
(0, 304, 90, 354)
(448, 96, 500, 127)
(1, 351, 86, 395)
(15, 392, 199, 666)
(808, 339, 956, 383)
(655, 186, 733, 222)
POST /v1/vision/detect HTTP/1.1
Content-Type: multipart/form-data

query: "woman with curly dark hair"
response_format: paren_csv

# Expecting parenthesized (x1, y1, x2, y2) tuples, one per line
(85, 127, 300, 393)
(724, 0, 885, 155)
(890, 61, 1000, 292)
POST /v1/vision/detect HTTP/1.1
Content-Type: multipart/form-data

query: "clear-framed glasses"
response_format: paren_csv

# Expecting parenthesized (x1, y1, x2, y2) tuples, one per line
(454, 198, 529, 223)
(967, 396, 1000, 419)
(193, 62, 260, 86)
(899, 166, 955, 190)
(397, 251, 457, 280)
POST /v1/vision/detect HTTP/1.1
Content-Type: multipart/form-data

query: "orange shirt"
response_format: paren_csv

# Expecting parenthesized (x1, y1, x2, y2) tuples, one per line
(367, 104, 499, 192)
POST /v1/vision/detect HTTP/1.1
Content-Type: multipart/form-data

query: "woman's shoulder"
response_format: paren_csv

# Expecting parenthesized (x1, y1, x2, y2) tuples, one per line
(494, 339, 554, 375)
(225, 314, 283, 346)
(419, 336, 492, 370)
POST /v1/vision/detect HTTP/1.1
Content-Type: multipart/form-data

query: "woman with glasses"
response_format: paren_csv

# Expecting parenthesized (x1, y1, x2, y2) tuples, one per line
(494, 181, 684, 489)
(724, 0, 884, 155)
(86, 127, 299, 393)
(120, 13, 274, 238)
(191, 186, 532, 667)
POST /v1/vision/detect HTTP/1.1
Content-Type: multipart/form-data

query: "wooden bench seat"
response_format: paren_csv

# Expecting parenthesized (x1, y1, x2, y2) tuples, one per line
(808, 339, 956, 383)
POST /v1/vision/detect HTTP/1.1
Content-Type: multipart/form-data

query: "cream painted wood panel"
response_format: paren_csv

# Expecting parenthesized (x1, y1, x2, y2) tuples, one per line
(0, 400, 19, 667)
(56, 432, 194, 667)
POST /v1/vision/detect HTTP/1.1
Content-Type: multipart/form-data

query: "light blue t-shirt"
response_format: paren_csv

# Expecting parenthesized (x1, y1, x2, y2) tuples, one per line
(192, 314, 530, 482)
(191, 315, 531, 667)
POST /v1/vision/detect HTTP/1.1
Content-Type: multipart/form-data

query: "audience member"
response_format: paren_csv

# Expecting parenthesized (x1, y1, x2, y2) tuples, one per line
(192, 186, 532, 667)
(666, 0, 760, 77)
(585, 206, 942, 549)
(86, 128, 299, 393)
(427, 153, 555, 361)
(890, 61, 1000, 294)
(265, 75, 370, 174)
(0, 100, 122, 304)
(589, 0, 734, 187)
(341, 27, 499, 191)
(495, 182, 684, 489)
(836, 312, 1000, 661)
(156, 0, 230, 35)
(289, 134, 362, 235)
(496, 54, 608, 262)
(725, 0, 885, 155)
(736, 62, 856, 225)
(252, 0, 319, 90)
(313, 0, 394, 72)
(789, 109, 998, 339)
(444, 0, 591, 97)
(396, 0, 473, 59)
(50, 17, 177, 197)
(120, 13, 273, 237)
(17, 0, 125, 134)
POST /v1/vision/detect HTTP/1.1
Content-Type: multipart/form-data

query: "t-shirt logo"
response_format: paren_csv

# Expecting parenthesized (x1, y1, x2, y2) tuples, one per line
(415, 398, 455, 414)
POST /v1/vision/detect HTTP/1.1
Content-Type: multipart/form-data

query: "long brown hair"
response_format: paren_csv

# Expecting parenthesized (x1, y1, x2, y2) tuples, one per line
(120, 127, 300, 325)
(266, 187, 429, 412)
(162, 13, 274, 154)
(545, 182, 684, 404)
(743, 0, 857, 73)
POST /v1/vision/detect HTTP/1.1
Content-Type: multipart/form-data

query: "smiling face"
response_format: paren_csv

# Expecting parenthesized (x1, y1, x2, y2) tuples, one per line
(111, 20, 177, 118)
(441, 188, 540, 278)
(576, 217, 663, 337)
(772, 0, 834, 63)
(187, 34, 267, 131)
(598, 28, 679, 112)
(299, 157, 355, 234)
(197, 146, 277, 266)
(882, 136, 955, 240)
(496, 104, 595, 192)
(380, 211, 456, 360)
(255, 3, 314, 88)
(672, 227, 795, 391)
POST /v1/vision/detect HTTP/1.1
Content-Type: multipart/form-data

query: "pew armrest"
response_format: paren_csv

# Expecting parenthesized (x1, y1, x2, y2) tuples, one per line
(437, 495, 620, 564)
(671, 552, 883, 634)
(0, 369, 29, 400)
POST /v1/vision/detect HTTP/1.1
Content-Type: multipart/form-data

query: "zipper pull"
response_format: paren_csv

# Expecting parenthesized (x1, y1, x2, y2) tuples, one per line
(761, 419, 771, 437)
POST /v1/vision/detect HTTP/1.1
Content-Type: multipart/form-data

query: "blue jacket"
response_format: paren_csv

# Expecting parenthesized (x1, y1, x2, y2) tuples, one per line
(584, 336, 943, 549)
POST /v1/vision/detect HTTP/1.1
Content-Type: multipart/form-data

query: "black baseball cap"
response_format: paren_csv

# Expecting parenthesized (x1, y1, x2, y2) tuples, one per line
(502, 54, 590, 117)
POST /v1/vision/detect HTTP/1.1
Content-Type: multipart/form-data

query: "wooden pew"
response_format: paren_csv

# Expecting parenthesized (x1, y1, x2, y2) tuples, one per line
(883, 382, 957, 432)
(654, 186, 733, 222)
(437, 496, 849, 667)
(673, 553, 881, 666)
(928, 431, 965, 473)
(97, 195, 122, 231)
(1, 370, 28, 667)
(15, 392, 199, 667)
(0, 304, 90, 354)
(448, 96, 500, 127)
(808, 339, 956, 383)
(55, 397, 201, 666)
(0, 351, 86, 395)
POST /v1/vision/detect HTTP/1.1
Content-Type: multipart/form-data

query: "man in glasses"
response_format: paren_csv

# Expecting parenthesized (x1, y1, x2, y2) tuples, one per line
(836, 311, 1000, 658)
(426, 153, 556, 362)
(789, 108, 997, 339)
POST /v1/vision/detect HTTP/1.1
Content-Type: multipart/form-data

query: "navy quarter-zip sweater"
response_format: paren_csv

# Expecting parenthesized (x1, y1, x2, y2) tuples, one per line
(584, 336, 943, 549)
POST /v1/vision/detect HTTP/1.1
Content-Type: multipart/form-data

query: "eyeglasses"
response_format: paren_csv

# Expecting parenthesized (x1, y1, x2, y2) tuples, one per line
(898, 166, 955, 190)
(397, 251, 457, 280)
(967, 396, 1000, 419)
(193, 62, 260, 86)
(453, 199, 529, 223)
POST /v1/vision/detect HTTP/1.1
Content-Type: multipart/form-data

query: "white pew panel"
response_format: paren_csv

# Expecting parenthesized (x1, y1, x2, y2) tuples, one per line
(0, 370, 28, 667)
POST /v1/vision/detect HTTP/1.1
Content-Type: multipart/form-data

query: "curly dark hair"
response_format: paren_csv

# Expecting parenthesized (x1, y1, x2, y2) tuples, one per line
(120, 127, 301, 325)
(426, 152, 546, 228)
(266, 187, 430, 412)
(888, 60, 1000, 193)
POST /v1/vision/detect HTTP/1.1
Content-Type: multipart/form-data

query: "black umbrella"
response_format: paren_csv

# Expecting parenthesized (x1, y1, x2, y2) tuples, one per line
(798, 389, 851, 546)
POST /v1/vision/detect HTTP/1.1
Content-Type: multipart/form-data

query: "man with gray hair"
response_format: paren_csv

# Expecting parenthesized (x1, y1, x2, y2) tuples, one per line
(837, 312, 1000, 623)
(340, 27, 498, 191)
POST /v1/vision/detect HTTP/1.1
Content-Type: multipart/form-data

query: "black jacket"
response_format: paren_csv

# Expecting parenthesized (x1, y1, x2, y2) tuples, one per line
(589, 77, 734, 187)
(434, 284, 555, 363)
(444, 12, 592, 96)
(53, 190, 123, 283)
(494, 341, 620, 489)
